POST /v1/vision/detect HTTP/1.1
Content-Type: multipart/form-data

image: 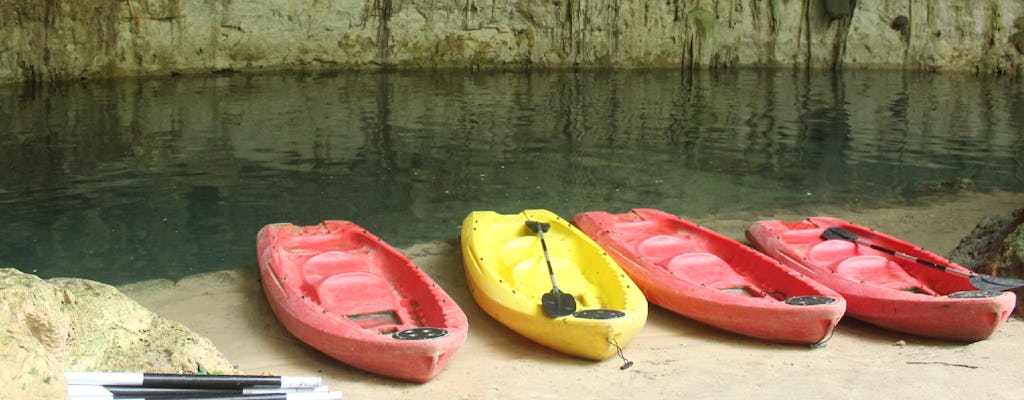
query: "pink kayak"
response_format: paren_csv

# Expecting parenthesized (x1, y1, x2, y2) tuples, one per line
(746, 216, 1016, 341)
(257, 221, 468, 382)
(572, 208, 846, 345)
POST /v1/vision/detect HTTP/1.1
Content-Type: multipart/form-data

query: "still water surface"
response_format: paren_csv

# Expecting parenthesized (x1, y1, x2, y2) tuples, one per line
(1, 69, 1022, 284)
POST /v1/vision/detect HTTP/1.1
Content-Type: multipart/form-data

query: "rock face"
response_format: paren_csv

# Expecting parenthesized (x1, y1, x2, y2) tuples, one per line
(0, 268, 237, 399)
(1, 1, 1022, 82)
(949, 208, 1024, 315)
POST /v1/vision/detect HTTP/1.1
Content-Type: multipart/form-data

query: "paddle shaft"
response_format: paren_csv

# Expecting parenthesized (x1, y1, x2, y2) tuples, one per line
(535, 228, 562, 290)
(96, 386, 327, 396)
(849, 237, 972, 278)
(525, 219, 578, 317)
(68, 392, 338, 400)
(822, 227, 1024, 291)
(65, 372, 321, 390)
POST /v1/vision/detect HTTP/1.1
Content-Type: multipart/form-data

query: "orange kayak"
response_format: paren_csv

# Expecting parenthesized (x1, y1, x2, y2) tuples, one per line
(745, 216, 1016, 341)
(572, 208, 845, 346)
(257, 221, 468, 382)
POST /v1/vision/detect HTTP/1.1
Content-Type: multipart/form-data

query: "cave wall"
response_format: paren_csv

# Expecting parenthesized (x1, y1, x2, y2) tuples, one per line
(1, 0, 1022, 82)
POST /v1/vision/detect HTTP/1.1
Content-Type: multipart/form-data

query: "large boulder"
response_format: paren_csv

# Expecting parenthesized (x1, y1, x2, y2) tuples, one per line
(0, 268, 238, 399)
(949, 207, 1024, 314)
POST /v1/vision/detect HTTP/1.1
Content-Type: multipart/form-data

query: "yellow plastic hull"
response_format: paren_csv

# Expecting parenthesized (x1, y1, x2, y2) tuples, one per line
(461, 209, 647, 360)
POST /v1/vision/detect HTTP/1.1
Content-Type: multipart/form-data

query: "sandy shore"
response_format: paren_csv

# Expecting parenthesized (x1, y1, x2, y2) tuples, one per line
(120, 191, 1024, 400)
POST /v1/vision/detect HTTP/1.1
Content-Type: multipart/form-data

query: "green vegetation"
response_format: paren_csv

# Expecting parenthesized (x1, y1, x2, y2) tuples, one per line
(688, 7, 716, 39)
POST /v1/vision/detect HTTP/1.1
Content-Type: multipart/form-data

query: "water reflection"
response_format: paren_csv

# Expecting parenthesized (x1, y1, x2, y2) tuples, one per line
(0, 69, 1021, 284)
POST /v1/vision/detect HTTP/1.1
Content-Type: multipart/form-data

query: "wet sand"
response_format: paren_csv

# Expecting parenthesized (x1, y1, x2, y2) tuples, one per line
(120, 191, 1024, 400)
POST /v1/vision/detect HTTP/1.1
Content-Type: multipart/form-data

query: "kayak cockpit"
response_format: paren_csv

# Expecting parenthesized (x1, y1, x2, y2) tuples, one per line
(637, 235, 764, 297)
(299, 250, 418, 335)
(807, 237, 937, 294)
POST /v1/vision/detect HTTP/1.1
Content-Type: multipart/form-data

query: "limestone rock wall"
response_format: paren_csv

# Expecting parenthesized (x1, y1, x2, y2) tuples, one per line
(0, 268, 238, 399)
(1, 1, 1022, 82)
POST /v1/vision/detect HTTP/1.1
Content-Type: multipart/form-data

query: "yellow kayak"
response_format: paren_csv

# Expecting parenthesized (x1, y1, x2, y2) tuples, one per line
(460, 209, 648, 361)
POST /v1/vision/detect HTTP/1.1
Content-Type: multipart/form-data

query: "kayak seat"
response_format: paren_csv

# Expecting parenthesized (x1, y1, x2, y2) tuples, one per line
(806, 240, 860, 265)
(500, 236, 537, 279)
(833, 256, 929, 292)
(506, 257, 599, 308)
(607, 221, 654, 245)
(665, 253, 757, 294)
(301, 251, 379, 287)
(317, 271, 414, 332)
(499, 236, 541, 288)
(636, 235, 693, 266)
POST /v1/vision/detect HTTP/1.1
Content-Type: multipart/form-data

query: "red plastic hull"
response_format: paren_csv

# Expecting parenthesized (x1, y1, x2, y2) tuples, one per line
(256, 221, 468, 382)
(745, 217, 1016, 342)
(572, 209, 846, 345)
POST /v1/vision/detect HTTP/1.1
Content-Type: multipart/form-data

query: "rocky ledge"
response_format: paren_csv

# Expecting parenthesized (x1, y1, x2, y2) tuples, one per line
(0, 268, 237, 399)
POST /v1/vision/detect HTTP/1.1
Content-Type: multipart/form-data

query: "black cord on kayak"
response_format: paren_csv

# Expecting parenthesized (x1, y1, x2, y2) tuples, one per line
(809, 330, 834, 349)
(608, 338, 634, 370)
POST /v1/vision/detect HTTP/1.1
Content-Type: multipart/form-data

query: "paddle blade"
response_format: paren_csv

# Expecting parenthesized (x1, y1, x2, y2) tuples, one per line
(541, 291, 577, 317)
(525, 220, 551, 233)
(821, 227, 858, 242)
(970, 274, 1024, 292)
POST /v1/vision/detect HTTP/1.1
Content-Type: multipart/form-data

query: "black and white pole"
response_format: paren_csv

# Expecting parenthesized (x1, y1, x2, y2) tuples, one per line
(65, 372, 322, 390)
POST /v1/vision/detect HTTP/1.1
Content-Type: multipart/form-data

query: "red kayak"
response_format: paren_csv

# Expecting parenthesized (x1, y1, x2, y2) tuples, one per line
(572, 209, 846, 346)
(256, 221, 468, 382)
(746, 216, 1016, 342)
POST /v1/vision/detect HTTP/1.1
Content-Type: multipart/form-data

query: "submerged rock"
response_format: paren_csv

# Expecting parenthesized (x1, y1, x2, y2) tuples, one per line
(949, 208, 1024, 314)
(0, 268, 237, 399)
(913, 177, 976, 197)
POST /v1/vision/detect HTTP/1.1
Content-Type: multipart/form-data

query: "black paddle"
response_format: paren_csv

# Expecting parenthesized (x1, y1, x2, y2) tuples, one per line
(821, 227, 1024, 292)
(525, 220, 577, 317)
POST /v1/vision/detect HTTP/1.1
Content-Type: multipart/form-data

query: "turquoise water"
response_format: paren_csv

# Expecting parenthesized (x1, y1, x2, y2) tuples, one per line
(1, 69, 1022, 284)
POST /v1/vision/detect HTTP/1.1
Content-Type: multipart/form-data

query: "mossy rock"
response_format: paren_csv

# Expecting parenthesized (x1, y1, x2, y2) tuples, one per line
(0, 269, 238, 398)
(950, 212, 1014, 268)
(999, 224, 1024, 275)
(996, 220, 1024, 316)
(949, 208, 1024, 315)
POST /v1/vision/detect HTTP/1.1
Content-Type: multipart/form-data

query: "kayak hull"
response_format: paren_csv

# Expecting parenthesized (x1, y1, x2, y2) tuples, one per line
(461, 209, 647, 360)
(573, 208, 845, 345)
(257, 221, 468, 382)
(746, 217, 1016, 342)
